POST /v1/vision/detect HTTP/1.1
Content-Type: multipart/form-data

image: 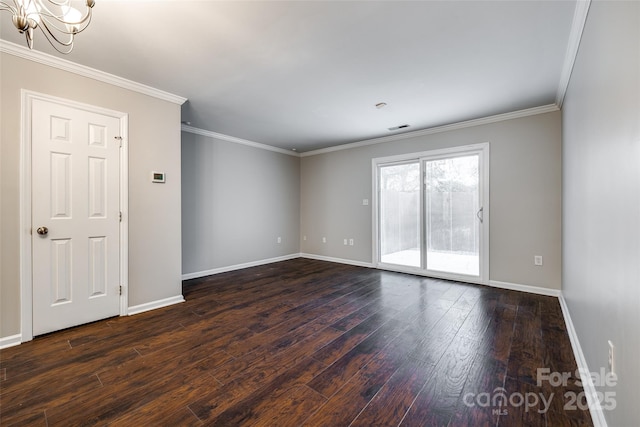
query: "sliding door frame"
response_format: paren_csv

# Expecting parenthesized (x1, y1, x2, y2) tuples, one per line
(372, 143, 490, 285)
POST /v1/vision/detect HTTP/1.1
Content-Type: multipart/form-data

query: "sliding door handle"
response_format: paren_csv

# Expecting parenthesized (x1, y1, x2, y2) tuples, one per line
(476, 207, 484, 223)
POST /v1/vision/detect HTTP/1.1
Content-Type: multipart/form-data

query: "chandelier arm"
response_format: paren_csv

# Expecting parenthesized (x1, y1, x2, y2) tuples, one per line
(24, 28, 33, 48)
(37, 12, 92, 26)
(45, 0, 72, 6)
(0, 1, 19, 14)
(34, 10, 92, 36)
(36, 21, 73, 54)
(37, 17, 74, 47)
(37, 16, 91, 35)
(78, 10, 91, 32)
(35, 0, 67, 15)
(36, 0, 93, 25)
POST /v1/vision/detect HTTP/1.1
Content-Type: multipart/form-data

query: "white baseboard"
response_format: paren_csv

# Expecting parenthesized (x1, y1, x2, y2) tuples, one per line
(127, 295, 185, 316)
(297, 255, 561, 298)
(0, 334, 22, 349)
(299, 253, 374, 269)
(488, 280, 562, 297)
(558, 295, 608, 427)
(181, 253, 300, 280)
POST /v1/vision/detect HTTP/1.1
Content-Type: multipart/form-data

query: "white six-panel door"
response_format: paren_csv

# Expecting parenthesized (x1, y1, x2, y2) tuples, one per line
(31, 98, 122, 336)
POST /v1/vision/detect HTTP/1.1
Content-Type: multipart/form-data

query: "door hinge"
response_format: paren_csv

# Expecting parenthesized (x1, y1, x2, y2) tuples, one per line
(119, 285, 123, 295)
(115, 136, 123, 147)
(119, 211, 122, 222)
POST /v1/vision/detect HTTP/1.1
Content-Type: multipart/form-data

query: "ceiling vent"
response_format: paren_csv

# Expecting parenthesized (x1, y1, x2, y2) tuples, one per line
(388, 124, 410, 131)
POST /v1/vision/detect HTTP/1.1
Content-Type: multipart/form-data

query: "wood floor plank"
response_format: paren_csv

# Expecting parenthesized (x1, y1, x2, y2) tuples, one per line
(541, 377, 594, 426)
(0, 346, 140, 402)
(480, 303, 518, 364)
(0, 329, 85, 376)
(307, 318, 407, 397)
(540, 298, 581, 377)
(400, 334, 482, 425)
(209, 325, 342, 385)
(44, 356, 224, 426)
(97, 345, 232, 389)
(496, 376, 547, 426)
(188, 327, 343, 421)
(449, 352, 506, 427)
(1, 407, 48, 427)
(1, 313, 185, 387)
(206, 356, 326, 426)
(109, 373, 216, 426)
(450, 285, 485, 311)
(249, 384, 327, 427)
(456, 289, 500, 339)
(350, 357, 434, 426)
(223, 287, 381, 358)
(301, 334, 414, 426)
(0, 373, 103, 419)
(507, 298, 544, 385)
(310, 310, 397, 367)
(408, 306, 471, 365)
(0, 259, 592, 426)
(329, 297, 390, 332)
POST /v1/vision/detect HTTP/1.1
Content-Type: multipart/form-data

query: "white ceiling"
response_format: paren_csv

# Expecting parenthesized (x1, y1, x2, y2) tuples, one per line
(1, 1, 578, 152)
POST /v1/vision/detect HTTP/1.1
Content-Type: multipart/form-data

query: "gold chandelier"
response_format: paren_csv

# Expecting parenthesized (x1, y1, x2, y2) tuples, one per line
(0, 0, 95, 54)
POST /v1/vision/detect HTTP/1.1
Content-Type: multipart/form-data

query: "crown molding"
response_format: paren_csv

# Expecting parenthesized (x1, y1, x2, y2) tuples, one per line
(556, 0, 591, 108)
(183, 104, 558, 158)
(300, 104, 559, 157)
(181, 124, 300, 157)
(0, 40, 187, 105)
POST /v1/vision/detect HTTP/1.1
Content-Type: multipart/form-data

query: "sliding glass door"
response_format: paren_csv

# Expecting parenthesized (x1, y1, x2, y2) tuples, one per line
(379, 162, 421, 267)
(375, 144, 488, 282)
(425, 155, 480, 276)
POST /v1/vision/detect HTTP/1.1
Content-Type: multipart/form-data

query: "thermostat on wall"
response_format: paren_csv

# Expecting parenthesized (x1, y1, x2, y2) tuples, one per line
(152, 172, 166, 183)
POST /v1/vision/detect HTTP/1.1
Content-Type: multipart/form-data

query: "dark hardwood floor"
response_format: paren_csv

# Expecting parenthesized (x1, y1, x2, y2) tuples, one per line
(0, 258, 592, 426)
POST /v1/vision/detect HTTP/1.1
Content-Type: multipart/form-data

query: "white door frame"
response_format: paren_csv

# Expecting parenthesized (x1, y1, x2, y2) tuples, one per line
(372, 142, 490, 285)
(20, 90, 129, 342)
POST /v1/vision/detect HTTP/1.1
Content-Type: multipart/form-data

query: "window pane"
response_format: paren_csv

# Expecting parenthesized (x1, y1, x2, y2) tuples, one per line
(425, 155, 479, 276)
(379, 162, 421, 267)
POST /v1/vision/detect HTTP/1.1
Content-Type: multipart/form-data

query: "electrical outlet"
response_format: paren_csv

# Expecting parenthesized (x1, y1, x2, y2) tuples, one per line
(343, 239, 348, 245)
(322, 237, 326, 243)
(362, 199, 369, 206)
(277, 237, 281, 244)
(349, 238, 354, 246)
(303, 235, 307, 241)
(534, 255, 543, 266)
(608, 340, 615, 375)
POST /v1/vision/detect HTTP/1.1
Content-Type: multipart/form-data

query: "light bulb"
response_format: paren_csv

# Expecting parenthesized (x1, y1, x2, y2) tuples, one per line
(62, 5, 82, 33)
(62, 5, 81, 22)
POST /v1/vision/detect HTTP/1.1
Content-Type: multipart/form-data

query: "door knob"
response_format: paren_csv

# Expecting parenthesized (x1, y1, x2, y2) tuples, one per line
(36, 226, 49, 236)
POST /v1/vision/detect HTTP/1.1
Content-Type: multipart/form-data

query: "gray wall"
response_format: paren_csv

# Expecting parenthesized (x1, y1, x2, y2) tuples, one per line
(301, 111, 562, 290)
(181, 132, 300, 275)
(562, 1, 640, 425)
(1, 52, 183, 339)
